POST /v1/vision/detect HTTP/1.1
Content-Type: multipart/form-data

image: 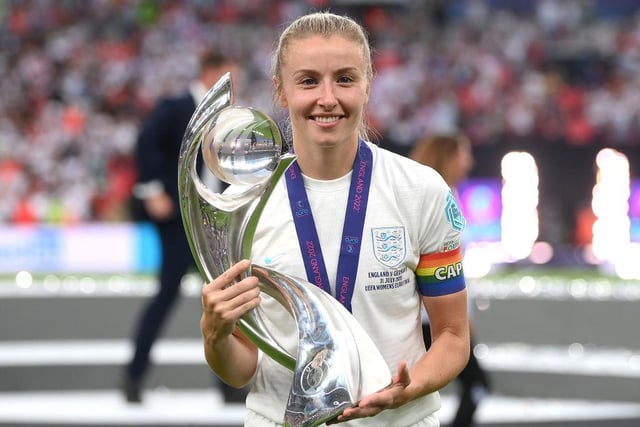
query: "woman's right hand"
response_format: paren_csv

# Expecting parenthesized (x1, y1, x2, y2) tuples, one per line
(200, 259, 261, 349)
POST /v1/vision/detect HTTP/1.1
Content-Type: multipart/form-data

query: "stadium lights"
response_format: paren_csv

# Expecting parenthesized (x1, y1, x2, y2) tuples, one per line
(462, 151, 540, 278)
(500, 151, 539, 261)
(591, 148, 640, 279)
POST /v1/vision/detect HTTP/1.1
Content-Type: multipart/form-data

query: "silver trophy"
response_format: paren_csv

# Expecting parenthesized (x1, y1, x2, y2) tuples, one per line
(178, 73, 391, 427)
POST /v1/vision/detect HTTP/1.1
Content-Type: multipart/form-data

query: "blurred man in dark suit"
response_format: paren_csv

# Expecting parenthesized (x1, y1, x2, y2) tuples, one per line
(124, 51, 246, 404)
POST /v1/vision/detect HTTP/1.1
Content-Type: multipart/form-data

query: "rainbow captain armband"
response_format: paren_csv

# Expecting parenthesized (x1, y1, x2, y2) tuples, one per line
(416, 247, 466, 296)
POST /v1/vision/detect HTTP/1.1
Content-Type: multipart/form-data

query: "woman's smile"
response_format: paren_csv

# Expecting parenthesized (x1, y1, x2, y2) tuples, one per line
(311, 115, 342, 124)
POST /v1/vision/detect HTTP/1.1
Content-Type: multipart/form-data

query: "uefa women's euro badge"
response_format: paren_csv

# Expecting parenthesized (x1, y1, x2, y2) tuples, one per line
(177, 73, 391, 427)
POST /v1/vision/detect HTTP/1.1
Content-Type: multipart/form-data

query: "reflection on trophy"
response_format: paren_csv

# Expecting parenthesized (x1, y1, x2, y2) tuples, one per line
(178, 73, 391, 427)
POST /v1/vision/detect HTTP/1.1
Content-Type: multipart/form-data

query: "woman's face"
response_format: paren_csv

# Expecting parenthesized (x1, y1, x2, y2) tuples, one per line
(276, 35, 370, 150)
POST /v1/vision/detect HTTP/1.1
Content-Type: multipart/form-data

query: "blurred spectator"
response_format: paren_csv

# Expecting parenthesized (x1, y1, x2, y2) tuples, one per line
(1, 0, 639, 225)
(410, 133, 491, 427)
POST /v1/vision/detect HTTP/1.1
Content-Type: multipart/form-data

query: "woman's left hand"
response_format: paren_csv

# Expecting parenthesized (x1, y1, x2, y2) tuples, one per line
(327, 361, 412, 424)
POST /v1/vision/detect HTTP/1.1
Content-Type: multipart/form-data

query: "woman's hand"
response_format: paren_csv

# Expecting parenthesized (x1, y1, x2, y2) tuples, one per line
(327, 361, 413, 424)
(331, 291, 469, 424)
(200, 259, 261, 349)
(143, 192, 174, 221)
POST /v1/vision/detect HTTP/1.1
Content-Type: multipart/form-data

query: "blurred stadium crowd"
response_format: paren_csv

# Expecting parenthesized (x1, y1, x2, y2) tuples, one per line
(1, 0, 639, 224)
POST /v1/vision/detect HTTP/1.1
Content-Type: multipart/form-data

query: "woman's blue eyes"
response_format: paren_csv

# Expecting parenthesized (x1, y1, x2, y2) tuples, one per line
(300, 76, 353, 85)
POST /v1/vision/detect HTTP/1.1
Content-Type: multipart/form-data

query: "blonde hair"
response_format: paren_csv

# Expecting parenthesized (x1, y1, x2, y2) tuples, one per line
(272, 12, 374, 142)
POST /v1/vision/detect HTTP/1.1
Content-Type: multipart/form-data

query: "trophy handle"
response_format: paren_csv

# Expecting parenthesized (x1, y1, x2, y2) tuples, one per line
(179, 72, 298, 367)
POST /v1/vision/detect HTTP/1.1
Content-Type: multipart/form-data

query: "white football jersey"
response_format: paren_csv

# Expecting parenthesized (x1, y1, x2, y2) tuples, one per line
(244, 142, 465, 426)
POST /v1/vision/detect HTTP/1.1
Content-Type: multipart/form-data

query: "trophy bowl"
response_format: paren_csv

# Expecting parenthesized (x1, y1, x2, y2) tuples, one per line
(201, 106, 282, 186)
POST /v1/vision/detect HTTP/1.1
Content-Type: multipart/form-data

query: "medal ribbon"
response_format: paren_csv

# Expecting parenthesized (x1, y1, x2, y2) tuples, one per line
(285, 140, 373, 312)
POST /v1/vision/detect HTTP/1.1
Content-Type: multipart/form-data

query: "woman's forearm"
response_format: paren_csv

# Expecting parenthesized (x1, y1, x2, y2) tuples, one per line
(410, 327, 470, 397)
(202, 325, 259, 388)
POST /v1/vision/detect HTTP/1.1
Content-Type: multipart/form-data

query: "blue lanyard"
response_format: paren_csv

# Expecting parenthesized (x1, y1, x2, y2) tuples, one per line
(285, 140, 373, 313)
